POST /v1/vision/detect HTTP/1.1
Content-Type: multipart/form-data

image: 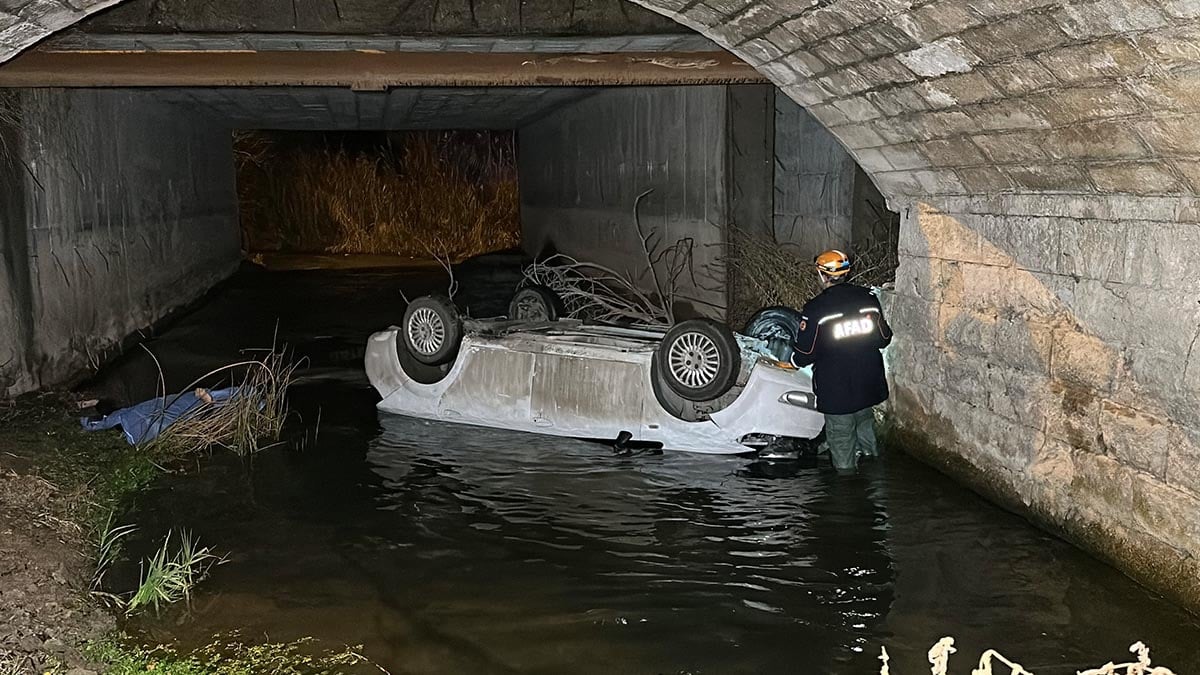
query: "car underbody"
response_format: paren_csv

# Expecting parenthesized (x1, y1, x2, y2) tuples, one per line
(366, 316, 824, 454)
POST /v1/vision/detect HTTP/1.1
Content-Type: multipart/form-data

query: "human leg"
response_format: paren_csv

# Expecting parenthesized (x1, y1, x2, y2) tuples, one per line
(823, 413, 858, 474)
(853, 407, 879, 459)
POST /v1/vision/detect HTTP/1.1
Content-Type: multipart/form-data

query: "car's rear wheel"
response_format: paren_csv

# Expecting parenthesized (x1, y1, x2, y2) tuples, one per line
(509, 285, 562, 322)
(402, 295, 462, 366)
(654, 319, 740, 402)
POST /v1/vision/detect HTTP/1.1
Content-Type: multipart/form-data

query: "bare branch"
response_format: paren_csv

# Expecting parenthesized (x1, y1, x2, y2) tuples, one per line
(631, 188, 673, 324)
(523, 252, 669, 325)
(418, 238, 459, 301)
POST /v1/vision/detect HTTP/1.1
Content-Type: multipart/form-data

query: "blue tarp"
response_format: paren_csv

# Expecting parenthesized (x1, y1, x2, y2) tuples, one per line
(81, 387, 240, 445)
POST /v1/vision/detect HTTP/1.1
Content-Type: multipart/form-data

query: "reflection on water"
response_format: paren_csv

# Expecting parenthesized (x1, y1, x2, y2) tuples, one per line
(125, 382, 1200, 674)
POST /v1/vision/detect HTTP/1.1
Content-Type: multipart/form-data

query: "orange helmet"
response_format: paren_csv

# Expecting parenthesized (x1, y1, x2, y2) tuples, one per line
(814, 249, 851, 277)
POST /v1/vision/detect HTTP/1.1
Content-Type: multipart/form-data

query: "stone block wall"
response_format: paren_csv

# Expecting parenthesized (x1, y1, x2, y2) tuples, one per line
(0, 88, 240, 396)
(634, 0, 1200, 612)
(645, 0, 1200, 202)
(0, 0, 686, 58)
(886, 196, 1200, 609)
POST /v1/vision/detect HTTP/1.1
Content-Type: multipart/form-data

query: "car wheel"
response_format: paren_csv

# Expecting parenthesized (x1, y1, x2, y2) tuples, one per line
(509, 285, 562, 322)
(743, 306, 803, 340)
(654, 319, 740, 402)
(402, 294, 462, 366)
(743, 306, 804, 362)
(394, 332, 453, 384)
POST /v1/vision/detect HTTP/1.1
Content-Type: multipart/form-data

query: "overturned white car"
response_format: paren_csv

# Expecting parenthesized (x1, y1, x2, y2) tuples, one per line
(364, 288, 823, 454)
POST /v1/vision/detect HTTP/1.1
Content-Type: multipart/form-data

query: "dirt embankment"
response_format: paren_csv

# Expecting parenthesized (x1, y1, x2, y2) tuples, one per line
(0, 397, 122, 674)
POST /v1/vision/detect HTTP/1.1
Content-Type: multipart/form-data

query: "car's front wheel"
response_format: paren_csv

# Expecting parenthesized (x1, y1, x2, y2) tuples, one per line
(654, 319, 740, 402)
(509, 284, 563, 322)
(402, 294, 462, 366)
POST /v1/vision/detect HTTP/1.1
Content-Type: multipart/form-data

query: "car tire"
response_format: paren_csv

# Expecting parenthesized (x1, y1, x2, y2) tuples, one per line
(742, 306, 804, 362)
(654, 319, 740, 402)
(509, 285, 562, 322)
(402, 294, 462, 366)
(394, 332, 453, 384)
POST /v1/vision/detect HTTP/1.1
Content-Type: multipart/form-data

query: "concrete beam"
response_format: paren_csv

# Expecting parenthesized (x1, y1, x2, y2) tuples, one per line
(39, 32, 723, 54)
(0, 50, 766, 87)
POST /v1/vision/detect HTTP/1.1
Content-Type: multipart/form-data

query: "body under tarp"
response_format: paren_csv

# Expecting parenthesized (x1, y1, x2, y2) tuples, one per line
(81, 387, 239, 445)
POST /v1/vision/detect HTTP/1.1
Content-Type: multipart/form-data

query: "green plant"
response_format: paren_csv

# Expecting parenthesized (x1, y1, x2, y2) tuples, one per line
(90, 510, 138, 595)
(126, 530, 222, 615)
(85, 633, 387, 675)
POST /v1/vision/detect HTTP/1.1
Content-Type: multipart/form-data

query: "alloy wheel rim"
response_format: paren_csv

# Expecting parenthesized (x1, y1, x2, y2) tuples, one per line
(408, 307, 446, 355)
(667, 332, 720, 389)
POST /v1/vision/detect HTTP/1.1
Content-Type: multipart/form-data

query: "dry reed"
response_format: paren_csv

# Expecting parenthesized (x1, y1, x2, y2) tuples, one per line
(725, 224, 899, 327)
(519, 190, 721, 326)
(235, 131, 520, 261)
(0, 90, 19, 161)
(523, 229, 896, 328)
(146, 350, 298, 458)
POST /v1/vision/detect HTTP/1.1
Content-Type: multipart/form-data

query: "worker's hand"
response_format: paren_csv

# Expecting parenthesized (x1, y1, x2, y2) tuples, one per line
(195, 388, 214, 404)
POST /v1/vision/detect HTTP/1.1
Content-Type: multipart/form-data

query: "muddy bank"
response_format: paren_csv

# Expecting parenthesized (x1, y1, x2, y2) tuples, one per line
(0, 397, 122, 673)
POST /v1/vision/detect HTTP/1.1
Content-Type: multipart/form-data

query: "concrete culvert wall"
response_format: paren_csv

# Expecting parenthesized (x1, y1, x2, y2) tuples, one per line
(1, 0, 1200, 613)
(0, 88, 241, 395)
(519, 86, 733, 318)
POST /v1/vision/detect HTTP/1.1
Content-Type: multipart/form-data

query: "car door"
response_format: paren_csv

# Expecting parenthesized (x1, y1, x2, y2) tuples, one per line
(527, 335, 647, 438)
(435, 337, 536, 427)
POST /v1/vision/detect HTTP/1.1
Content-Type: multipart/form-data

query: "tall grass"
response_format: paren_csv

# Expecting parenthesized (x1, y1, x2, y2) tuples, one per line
(235, 131, 521, 261)
(126, 530, 222, 615)
(146, 350, 298, 458)
(91, 510, 137, 596)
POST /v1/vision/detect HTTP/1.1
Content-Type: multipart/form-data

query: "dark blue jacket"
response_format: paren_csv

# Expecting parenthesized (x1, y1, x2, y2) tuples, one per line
(791, 283, 892, 415)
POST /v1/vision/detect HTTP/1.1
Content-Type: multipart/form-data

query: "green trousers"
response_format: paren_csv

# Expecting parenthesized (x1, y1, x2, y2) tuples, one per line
(824, 408, 879, 473)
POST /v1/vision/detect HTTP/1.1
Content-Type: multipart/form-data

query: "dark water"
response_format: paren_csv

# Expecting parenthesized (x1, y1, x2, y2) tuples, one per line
(103, 263, 1200, 674)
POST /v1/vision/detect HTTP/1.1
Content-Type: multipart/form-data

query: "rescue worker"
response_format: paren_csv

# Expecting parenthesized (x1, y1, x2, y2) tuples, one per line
(790, 249, 892, 475)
